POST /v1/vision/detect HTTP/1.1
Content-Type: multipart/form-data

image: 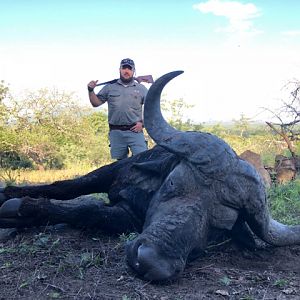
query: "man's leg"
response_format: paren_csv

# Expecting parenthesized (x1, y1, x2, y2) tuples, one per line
(126, 132, 148, 156)
(109, 130, 129, 159)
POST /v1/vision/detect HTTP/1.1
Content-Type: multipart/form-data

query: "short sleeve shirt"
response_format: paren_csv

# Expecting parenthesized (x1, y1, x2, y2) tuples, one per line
(97, 79, 148, 125)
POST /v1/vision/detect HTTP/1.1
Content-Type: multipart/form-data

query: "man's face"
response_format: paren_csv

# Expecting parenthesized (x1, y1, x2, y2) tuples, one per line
(120, 65, 134, 83)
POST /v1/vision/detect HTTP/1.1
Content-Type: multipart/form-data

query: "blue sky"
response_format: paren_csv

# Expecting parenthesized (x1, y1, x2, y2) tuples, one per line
(1, 0, 300, 122)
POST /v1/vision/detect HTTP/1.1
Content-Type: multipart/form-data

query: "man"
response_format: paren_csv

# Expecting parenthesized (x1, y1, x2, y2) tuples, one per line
(87, 58, 148, 160)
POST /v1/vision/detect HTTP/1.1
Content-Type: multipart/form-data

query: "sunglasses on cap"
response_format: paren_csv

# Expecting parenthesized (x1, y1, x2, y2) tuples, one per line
(121, 65, 133, 70)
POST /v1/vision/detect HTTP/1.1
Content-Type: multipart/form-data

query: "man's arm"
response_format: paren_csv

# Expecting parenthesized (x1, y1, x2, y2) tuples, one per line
(88, 90, 104, 107)
(87, 80, 105, 107)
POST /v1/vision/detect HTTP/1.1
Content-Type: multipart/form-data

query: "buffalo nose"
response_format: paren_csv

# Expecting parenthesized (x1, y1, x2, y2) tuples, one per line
(135, 244, 180, 281)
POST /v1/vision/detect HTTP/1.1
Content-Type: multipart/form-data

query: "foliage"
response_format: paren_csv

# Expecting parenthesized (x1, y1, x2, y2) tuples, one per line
(232, 114, 253, 138)
(119, 232, 138, 243)
(161, 97, 204, 131)
(264, 79, 300, 158)
(0, 80, 9, 102)
(1, 83, 299, 175)
(0, 87, 112, 170)
(268, 179, 300, 225)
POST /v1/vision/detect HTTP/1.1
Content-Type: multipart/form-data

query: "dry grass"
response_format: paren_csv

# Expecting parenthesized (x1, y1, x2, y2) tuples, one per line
(0, 166, 96, 186)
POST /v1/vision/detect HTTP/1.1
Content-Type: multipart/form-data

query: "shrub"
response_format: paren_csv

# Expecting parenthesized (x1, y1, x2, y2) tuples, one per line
(268, 180, 300, 225)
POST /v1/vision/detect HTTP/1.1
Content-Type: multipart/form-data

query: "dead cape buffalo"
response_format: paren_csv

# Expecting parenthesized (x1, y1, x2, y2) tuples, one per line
(0, 71, 300, 282)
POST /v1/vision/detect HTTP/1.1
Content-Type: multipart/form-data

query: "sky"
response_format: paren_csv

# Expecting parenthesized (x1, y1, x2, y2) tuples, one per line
(1, 0, 300, 122)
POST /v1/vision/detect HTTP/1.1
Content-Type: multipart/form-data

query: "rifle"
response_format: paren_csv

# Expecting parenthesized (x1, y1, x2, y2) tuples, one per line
(96, 75, 154, 86)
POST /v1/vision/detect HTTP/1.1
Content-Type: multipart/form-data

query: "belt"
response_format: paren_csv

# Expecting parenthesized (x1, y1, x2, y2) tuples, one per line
(109, 123, 136, 131)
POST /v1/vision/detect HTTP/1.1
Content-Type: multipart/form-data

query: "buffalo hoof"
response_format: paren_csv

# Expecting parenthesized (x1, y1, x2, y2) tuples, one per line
(0, 198, 23, 218)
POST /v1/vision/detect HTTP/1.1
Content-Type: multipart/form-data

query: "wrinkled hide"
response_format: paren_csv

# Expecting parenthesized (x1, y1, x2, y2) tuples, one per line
(1, 71, 300, 283)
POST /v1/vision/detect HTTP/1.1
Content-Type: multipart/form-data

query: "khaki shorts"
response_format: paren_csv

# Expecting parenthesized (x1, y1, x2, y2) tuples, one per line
(109, 130, 147, 160)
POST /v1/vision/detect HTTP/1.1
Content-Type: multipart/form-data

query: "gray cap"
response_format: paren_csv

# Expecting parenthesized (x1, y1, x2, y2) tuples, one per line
(120, 58, 135, 69)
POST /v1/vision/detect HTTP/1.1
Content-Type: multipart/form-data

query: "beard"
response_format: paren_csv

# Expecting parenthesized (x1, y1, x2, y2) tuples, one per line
(120, 73, 134, 84)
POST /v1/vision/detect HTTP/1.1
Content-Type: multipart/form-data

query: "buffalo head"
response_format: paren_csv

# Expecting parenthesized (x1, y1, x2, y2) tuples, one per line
(125, 71, 300, 281)
(126, 71, 240, 280)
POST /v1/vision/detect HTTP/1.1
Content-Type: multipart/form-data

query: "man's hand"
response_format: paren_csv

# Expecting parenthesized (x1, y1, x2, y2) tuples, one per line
(130, 121, 143, 133)
(87, 80, 98, 92)
(88, 80, 103, 107)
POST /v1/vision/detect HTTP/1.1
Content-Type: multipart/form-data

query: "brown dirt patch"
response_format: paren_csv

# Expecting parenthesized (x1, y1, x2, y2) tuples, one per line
(0, 226, 299, 300)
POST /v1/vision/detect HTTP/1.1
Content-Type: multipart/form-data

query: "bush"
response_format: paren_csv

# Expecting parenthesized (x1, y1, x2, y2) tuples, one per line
(268, 180, 300, 225)
(0, 151, 33, 169)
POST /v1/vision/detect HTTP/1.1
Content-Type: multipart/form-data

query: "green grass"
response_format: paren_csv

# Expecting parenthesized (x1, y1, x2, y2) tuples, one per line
(268, 179, 300, 225)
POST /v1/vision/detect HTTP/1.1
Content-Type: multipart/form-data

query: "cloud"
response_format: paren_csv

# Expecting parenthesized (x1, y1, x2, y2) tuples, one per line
(193, 0, 262, 35)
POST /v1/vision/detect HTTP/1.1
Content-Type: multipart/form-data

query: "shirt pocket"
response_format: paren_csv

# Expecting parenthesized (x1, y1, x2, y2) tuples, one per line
(108, 92, 121, 98)
(108, 92, 121, 108)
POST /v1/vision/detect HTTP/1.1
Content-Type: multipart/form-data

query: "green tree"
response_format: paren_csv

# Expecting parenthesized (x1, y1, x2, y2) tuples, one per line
(233, 114, 252, 138)
(205, 123, 228, 138)
(0, 80, 9, 125)
(161, 97, 204, 131)
(0, 81, 33, 170)
(1, 87, 111, 169)
(0, 80, 9, 103)
(265, 79, 300, 159)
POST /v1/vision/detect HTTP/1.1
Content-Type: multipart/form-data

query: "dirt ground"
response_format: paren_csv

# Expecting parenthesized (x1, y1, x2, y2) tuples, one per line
(0, 226, 299, 300)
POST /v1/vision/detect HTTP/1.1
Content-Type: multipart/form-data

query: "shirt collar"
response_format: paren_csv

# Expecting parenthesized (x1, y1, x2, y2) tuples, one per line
(117, 79, 136, 87)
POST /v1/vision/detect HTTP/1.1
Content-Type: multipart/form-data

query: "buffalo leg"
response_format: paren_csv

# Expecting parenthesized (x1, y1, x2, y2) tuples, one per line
(0, 195, 141, 233)
(0, 161, 123, 204)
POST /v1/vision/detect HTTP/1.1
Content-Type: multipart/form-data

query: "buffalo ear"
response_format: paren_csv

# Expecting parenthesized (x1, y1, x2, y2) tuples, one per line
(132, 161, 162, 174)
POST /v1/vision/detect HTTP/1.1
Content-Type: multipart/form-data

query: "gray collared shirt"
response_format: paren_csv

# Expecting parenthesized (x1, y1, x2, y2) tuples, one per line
(97, 79, 148, 125)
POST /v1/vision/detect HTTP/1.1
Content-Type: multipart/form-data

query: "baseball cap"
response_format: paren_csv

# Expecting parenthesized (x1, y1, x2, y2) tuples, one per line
(120, 58, 135, 69)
